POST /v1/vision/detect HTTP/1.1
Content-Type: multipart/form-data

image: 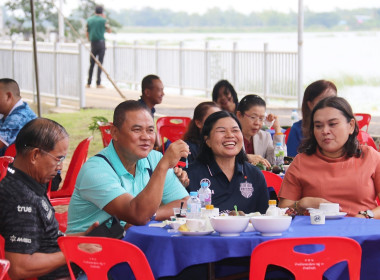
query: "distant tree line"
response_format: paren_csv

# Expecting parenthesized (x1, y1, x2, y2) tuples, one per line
(109, 7, 380, 30)
(2, 1, 380, 41)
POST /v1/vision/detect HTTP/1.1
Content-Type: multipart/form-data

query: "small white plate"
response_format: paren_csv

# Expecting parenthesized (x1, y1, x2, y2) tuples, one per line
(325, 212, 347, 219)
(179, 230, 214, 236)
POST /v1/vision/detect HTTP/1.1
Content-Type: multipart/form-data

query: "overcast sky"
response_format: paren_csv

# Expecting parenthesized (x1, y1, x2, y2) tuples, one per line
(63, 0, 380, 15)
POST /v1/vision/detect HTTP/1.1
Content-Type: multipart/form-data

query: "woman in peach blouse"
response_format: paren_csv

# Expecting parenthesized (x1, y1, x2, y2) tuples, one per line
(279, 96, 380, 218)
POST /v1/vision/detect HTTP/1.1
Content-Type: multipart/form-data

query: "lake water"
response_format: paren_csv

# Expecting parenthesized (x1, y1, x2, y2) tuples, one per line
(107, 31, 380, 114)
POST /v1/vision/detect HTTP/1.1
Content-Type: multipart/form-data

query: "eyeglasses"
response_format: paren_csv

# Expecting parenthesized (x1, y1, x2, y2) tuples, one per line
(244, 113, 265, 123)
(39, 149, 65, 166)
(25, 146, 65, 166)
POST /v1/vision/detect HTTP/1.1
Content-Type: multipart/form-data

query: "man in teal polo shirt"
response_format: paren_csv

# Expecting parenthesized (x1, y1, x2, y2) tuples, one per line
(67, 100, 190, 233)
(86, 5, 111, 88)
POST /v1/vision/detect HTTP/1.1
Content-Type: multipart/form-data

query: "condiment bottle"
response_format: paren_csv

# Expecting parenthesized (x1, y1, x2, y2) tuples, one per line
(266, 200, 281, 216)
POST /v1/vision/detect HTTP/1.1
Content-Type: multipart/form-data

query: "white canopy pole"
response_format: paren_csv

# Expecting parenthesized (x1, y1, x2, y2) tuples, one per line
(58, 0, 64, 42)
(298, 0, 304, 108)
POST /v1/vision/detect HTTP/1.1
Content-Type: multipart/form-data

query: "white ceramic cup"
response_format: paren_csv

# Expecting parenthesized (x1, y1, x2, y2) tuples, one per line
(186, 219, 206, 232)
(310, 210, 325, 225)
(283, 164, 290, 173)
(319, 203, 339, 215)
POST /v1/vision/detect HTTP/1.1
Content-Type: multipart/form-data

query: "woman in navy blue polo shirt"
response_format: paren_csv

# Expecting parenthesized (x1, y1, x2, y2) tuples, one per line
(187, 111, 269, 214)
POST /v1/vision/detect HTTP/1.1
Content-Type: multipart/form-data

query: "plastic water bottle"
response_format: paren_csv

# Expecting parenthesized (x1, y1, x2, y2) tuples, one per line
(266, 200, 281, 216)
(291, 109, 299, 125)
(198, 181, 212, 207)
(274, 142, 284, 166)
(187, 191, 201, 219)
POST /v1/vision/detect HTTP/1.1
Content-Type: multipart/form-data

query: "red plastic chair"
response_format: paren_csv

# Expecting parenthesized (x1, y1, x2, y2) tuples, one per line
(50, 136, 93, 199)
(58, 236, 155, 280)
(284, 127, 291, 144)
(3, 144, 16, 158)
(0, 157, 13, 182)
(156, 116, 191, 153)
(262, 170, 283, 195)
(50, 197, 71, 233)
(98, 122, 113, 147)
(0, 259, 10, 280)
(357, 131, 377, 150)
(354, 113, 371, 132)
(250, 237, 362, 280)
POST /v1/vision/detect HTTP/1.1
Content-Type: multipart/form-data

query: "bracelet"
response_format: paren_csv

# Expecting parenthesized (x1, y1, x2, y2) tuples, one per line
(294, 201, 298, 210)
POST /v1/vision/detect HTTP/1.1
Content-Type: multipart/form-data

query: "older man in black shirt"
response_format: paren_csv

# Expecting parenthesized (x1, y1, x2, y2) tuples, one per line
(0, 118, 97, 280)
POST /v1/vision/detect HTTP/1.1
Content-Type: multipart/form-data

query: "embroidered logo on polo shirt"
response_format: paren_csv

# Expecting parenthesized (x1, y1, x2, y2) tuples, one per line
(10, 235, 31, 244)
(41, 199, 49, 212)
(17, 205, 32, 213)
(240, 182, 253, 198)
(7, 167, 15, 174)
(200, 178, 211, 188)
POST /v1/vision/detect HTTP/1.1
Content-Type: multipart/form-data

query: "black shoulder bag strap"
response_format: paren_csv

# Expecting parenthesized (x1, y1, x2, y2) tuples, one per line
(95, 154, 153, 177)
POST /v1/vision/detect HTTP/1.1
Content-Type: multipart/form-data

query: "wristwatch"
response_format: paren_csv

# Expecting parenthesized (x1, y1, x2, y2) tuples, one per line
(359, 210, 374, 219)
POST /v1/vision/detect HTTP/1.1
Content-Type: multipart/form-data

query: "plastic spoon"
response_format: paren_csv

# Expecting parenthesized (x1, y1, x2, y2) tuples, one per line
(234, 205, 239, 216)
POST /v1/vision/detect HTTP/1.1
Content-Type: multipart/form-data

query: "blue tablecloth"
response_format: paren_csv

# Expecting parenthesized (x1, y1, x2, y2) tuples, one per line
(113, 216, 380, 279)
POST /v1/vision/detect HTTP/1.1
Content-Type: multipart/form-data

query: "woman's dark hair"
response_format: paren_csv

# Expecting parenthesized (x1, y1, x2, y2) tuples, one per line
(301, 80, 337, 136)
(16, 118, 69, 156)
(299, 96, 360, 158)
(211, 80, 239, 110)
(183, 102, 220, 144)
(237, 94, 266, 114)
(197, 111, 247, 165)
(113, 100, 151, 129)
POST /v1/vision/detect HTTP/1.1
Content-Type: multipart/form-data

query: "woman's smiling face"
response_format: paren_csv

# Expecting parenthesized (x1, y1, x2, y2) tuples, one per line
(205, 116, 243, 159)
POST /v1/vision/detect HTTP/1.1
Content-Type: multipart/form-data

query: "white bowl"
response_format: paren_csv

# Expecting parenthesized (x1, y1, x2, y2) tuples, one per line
(250, 216, 292, 236)
(210, 216, 250, 236)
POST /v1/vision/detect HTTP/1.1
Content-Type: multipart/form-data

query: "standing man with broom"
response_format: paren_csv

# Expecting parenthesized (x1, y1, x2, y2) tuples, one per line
(86, 5, 111, 89)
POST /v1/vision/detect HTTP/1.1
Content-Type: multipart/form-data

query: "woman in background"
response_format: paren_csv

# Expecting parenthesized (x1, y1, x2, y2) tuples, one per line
(287, 80, 337, 157)
(182, 101, 221, 164)
(236, 94, 284, 167)
(279, 96, 380, 218)
(212, 80, 239, 114)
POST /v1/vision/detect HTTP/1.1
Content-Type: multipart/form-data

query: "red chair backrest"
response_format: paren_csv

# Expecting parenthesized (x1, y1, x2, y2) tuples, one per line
(250, 237, 362, 280)
(50, 136, 93, 199)
(156, 117, 191, 153)
(0, 236, 9, 280)
(50, 196, 71, 233)
(0, 259, 10, 280)
(3, 144, 16, 158)
(354, 113, 371, 132)
(98, 122, 112, 147)
(284, 127, 291, 144)
(55, 211, 68, 233)
(262, 170, 283, 195)
(58, 236, 154, 280)
(357, 131, 377, 150)
(0, 157, 13, 182)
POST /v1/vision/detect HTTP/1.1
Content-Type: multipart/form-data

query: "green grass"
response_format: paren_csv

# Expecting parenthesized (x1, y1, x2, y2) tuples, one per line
(43, 109, 114, 161)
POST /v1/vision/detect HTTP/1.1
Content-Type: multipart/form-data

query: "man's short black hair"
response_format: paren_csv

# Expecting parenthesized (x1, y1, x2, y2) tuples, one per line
(0, 78, 20, 97)
(141, 74, 160, 96)
(16, 118, 69, 156)
(95, 5, 103, 14)
(113, 100, 151, 129)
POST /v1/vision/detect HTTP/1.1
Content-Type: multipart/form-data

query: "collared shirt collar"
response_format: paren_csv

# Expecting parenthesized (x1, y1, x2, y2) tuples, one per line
(0, 99, 23, 121)
(102, 140, 152, 177)
(208, 158, 244, 177)
(7, 164, 47, 196)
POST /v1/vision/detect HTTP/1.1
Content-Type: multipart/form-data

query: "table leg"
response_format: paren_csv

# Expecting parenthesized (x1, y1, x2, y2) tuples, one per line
(208, 262, 215, 280)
